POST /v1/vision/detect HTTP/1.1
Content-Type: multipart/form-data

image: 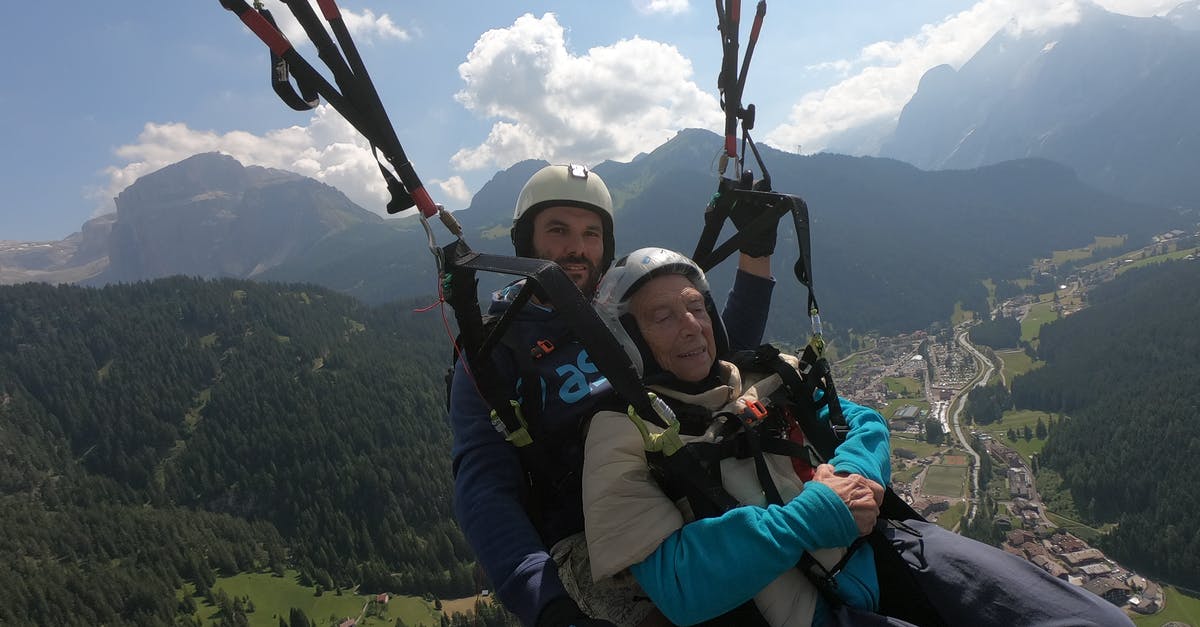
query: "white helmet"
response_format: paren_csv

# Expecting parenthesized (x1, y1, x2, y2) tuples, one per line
(593, 247, 729, 377)
(512, 164, 616, 270)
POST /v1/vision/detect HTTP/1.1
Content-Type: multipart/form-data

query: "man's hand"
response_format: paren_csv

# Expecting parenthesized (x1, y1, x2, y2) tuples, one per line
(536, 597, 618, 627)
(812, 463, 884, 536)
(726, 178, 779, 259)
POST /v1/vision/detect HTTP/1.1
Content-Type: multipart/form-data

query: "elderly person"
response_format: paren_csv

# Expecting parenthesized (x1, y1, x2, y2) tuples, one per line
(575, 248, 1134, 627)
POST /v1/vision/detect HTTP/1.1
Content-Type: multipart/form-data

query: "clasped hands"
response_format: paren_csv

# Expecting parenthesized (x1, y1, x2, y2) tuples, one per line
(812, 463, 884, 536)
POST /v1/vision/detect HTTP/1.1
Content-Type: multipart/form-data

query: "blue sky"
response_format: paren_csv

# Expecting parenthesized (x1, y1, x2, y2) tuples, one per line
(0, 0, 1179, 241)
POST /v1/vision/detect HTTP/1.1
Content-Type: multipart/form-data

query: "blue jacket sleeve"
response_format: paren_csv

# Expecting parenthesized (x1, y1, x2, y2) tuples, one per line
(721, 269, 775, 350)
(448, 360, 566, 626)
(824, 397, 891, 486)
(629, 481, 859, 625)
(629, 394, 890, 625)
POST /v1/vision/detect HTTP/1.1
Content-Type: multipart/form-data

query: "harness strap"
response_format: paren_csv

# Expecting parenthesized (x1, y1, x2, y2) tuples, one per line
(257, 7, 319, 110)
(220, 0, 436, 216)
(798, 536, 868, 609)
(736, 401, 784, 506)
(693, 189, 805, 274)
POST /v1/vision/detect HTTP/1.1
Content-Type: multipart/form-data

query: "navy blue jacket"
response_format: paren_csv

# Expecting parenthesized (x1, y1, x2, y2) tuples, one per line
(449, 270, 773, 626)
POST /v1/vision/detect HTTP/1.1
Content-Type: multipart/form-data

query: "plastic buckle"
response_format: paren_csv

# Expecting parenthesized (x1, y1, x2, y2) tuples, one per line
(739, 399, 769, 427)
(530, 339, 555, 360)
(489, 401, 533, 447)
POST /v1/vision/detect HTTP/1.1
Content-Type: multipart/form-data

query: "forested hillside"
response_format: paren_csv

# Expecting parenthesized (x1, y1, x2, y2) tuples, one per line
(1010, 260, 1200, 589)
(0, 278, 473, 625)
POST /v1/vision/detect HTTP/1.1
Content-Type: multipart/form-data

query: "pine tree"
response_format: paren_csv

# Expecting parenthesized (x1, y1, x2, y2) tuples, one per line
(288, 607, 311, 627)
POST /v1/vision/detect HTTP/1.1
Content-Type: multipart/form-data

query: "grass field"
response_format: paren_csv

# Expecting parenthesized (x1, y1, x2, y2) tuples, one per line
(1050, 236, 1125, 265)
(441, 594, 494, 618)
(1020, 299, 1058, 345)
(923, 464, 967, 498)
(883, 376, 923, 397)
(197, 571, 443, 627)
(935, 501, 966, 531)
(996, 349, 1041, 386)
(951, 302, 975, 325)
(893, 462, 924, 483)
(974, 410, 1053, 462)
(835, 348, 872, 368)
(1044, 511, 1109, 543)
(1118, 245, 1200, 275)
(889, 434, 945, 458)
(1133, 585, 1200, 626)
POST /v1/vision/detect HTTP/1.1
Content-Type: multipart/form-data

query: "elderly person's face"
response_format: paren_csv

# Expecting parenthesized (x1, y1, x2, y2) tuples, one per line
(629, 274, 717, 382)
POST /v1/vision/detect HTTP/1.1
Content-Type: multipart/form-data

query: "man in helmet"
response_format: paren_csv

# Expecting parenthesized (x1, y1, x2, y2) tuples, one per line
(448, 164, 778, 627)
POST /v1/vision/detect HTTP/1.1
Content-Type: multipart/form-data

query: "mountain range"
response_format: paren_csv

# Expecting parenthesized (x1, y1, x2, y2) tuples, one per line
(877, 1, 1200, 209)
(3, 1, 1197, 341)
(1, 128, 1186, 345)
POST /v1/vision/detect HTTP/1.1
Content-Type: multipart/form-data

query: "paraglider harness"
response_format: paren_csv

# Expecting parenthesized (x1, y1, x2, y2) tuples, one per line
(624, 340, 945, 625)
(219, 0, 943, 623)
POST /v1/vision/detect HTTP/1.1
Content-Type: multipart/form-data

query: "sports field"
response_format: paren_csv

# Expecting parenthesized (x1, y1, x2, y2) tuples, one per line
(923, 464, 967, 498)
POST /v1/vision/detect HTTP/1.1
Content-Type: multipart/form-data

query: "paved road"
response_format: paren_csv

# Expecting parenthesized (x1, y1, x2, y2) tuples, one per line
(949, 327, 992, 524)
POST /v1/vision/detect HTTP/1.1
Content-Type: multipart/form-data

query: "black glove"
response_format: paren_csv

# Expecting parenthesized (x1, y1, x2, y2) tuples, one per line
(726, 170, 778, 258)
(535, 597, 617, 627)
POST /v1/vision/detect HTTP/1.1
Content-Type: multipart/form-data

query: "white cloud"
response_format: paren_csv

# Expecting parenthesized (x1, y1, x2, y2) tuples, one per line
(259, 0, 408, 45)
(1094, 0, 1183, 16)
(432, 176, 471, 204)
(634, 0, 690, 16)
(451, 12, 722, 170)
(765, 0, 1178, 154)
(341, 8, 410, 42)
(95, 106, 396, 216)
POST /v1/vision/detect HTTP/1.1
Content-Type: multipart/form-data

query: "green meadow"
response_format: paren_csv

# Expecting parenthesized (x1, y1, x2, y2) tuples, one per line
(883, 376, 923, 397)
(1133, 585, 1200, 626)
(975, 409, 1054, 462)
(1020, 299, 1058, 346)
(190, 571, 445, 627)
(996, 349, 1041, 386)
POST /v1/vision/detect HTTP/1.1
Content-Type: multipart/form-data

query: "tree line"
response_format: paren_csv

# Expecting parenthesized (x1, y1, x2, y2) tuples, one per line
(0, 277, 479, 624)
(1009, 260, 1200, 589)
(968, 316, 1021, 350)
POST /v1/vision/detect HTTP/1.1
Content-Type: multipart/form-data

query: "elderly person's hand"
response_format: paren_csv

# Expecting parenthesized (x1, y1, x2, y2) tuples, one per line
(812, 463, 884, 536)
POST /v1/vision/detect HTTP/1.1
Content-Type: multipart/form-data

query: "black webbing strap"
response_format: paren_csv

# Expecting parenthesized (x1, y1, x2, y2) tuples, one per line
(257, 7, 319, 111)
(309, 0, 419, 216)
(745, 344, 845, 451)
(274, 0, 418, 216)
(279, 0, 356, 92)
(693, 190, 814, 313)
(736, 402, 785, 507)
(645, 447, 740, 520)
(715, 0, 742, 161)
(220, 0, 436, 216)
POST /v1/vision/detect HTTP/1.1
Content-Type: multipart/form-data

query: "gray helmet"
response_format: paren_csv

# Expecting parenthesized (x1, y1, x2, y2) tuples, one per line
(511, 164, 616, 271)
(593, 247, 729, 377)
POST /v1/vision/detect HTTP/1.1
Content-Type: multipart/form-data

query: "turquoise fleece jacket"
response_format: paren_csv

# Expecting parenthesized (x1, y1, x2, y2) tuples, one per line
(630, 397, 890, 625)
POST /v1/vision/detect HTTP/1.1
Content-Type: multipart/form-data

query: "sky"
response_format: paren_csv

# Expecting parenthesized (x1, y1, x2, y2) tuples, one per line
(0, 0, 1182, 242)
